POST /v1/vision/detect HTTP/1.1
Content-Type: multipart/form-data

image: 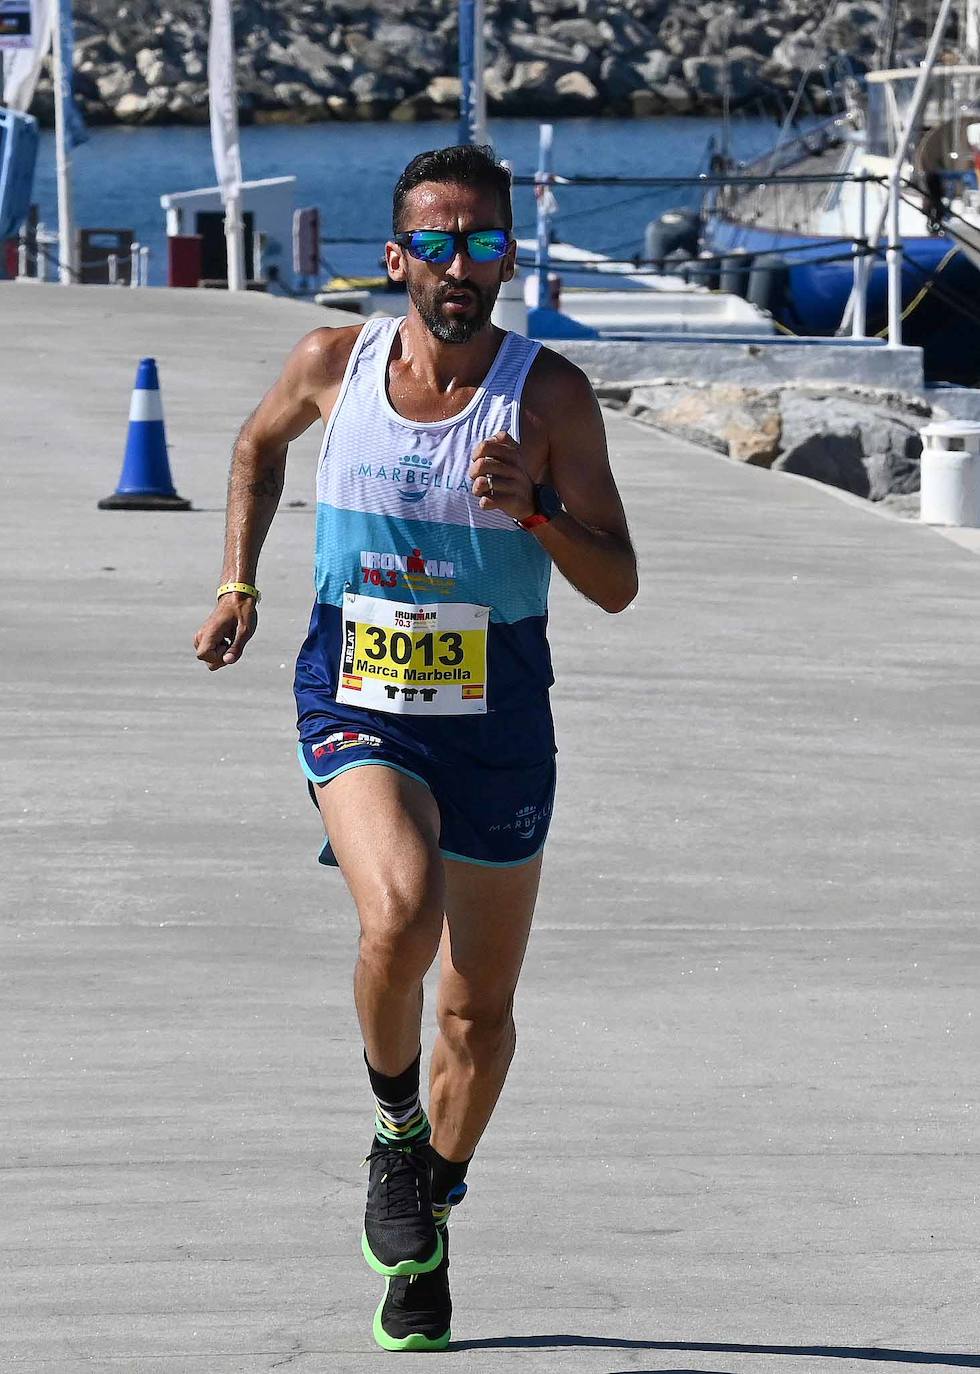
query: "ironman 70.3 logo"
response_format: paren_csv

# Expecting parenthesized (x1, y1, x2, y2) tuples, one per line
(360, 547, 457, 596)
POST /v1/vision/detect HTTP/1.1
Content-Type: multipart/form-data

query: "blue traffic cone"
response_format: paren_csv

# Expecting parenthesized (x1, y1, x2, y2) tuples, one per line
(98, 358, 191, 510)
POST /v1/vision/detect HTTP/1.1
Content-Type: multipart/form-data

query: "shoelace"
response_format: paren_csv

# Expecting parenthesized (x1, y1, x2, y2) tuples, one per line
(363, 1141, 428, 1219)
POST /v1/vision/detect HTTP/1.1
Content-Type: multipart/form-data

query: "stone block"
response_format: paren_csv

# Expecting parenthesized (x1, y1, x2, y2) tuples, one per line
(628, 383, 782, 466)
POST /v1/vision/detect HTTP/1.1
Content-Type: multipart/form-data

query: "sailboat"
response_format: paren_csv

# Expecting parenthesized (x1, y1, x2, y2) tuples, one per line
(695, 0, 980, 382)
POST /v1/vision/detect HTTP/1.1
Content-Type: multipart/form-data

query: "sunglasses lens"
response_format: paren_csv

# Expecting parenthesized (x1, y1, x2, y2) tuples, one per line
(409, 233, 455, 263)
(467, 230, 509, 262)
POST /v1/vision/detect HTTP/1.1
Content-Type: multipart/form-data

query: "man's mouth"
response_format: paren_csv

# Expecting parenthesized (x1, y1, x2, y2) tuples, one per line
(441, 288, 477, 310)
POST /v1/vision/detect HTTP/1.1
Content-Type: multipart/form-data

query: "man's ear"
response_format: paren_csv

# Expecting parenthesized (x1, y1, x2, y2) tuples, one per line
(500, 239, 518, 283)
(385, 241, 406, 282)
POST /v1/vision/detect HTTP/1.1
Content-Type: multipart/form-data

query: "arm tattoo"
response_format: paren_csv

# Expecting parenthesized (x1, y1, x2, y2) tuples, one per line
(246, 465, 281, 499)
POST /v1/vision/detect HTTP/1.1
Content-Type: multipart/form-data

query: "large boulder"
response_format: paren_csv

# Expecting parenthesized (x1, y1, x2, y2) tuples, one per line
(549, 17, 607, 49)
(134, 47, 181, 87)
(622, 382, 926, 500)
(627, 383, 782, 466)
(774, 392, 924, 500)
(374, 22, 447, 70)
(682, 55, 761, 104)
(599, 55, 647, 107)
(113, 88, 171, 123)
(649, 76, 696, 112)
(505, 31, 587, 69)
(632, 49, 674, 85)
(554, 70, 602, 113)
(426, 75, 461, 109)
(601, 10, 659, 54)
(658, 10, 703, 57)
(268, 36, 346, 89)
(95, 64, 133, 103)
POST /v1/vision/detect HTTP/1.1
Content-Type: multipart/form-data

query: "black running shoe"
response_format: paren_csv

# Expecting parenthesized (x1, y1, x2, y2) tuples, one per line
(373, 1226, 452, 1351)
(361, 1136, 443, 1277)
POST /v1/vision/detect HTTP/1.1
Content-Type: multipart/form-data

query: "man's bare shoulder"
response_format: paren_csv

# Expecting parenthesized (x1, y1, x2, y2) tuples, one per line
(287, 323, 365, 391)
(520, 344, 601, 450)
(522, 344, 597, 415)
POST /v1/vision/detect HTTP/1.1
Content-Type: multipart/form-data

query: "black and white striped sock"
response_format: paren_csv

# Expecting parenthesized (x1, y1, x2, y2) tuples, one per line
(365, 1048, 429, 1146)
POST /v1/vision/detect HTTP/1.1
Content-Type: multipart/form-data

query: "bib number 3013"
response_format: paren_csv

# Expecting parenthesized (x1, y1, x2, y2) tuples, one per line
(337, 593, 489, 715)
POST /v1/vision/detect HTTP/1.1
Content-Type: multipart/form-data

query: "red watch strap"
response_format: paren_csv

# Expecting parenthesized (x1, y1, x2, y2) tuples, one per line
(517, 512, 551, 530)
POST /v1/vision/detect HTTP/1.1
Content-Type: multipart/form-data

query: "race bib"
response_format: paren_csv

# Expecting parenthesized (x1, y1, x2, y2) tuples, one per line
(337, 594, 489, 715)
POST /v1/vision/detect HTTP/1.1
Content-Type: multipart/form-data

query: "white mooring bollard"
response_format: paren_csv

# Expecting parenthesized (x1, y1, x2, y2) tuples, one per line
(919, 421, 980, 527)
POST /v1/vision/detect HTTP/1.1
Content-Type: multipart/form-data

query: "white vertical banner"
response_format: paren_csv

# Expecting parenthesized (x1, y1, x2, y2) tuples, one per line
(208, 0, 246, 289)
(2, 0, 53, 109)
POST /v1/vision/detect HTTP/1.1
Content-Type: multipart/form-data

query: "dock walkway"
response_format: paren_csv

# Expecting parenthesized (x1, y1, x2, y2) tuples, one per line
(2, 284, 978, 1373)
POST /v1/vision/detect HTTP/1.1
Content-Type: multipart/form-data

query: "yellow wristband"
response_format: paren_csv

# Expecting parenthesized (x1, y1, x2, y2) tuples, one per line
(216, 581, 261, 604)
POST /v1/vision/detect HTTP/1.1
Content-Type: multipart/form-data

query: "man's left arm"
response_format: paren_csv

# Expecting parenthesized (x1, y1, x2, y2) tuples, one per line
(470, 355, 638, 614)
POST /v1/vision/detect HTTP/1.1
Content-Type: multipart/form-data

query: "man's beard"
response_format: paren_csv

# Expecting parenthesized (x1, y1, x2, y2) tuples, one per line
(407, 276, 497, 343)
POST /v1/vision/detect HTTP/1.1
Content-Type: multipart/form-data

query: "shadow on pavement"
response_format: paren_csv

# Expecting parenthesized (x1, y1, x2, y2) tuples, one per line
(450, 1336, 980, 1367)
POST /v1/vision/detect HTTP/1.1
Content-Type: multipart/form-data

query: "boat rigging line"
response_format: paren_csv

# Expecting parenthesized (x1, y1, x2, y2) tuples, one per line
(510, 173, 882, 188)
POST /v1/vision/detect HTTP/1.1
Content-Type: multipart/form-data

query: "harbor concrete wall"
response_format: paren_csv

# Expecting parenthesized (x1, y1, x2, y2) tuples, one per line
(549, 337, 926, 392)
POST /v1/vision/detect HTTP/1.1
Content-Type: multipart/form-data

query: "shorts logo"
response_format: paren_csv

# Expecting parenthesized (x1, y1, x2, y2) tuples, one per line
(360, 548, 456, 596)
(351, 456, 470, 506)
(489, 800, 552, 840)
(312, 731, 381, 758)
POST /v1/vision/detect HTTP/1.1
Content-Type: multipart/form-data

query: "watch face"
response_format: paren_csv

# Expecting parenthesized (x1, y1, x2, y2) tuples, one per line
(535, 483, 562, 519)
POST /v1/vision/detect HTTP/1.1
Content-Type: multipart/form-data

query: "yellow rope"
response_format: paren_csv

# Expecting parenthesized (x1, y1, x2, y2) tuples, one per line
(873, 245, 960, 339)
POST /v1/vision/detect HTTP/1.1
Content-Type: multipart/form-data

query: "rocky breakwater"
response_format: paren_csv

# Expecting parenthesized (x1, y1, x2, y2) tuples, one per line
(29, 0, 931, 126)
(608, 380, 932, 512)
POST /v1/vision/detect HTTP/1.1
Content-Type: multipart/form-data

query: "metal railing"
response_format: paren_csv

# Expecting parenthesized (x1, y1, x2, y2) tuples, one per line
(15, 224, 150, 286)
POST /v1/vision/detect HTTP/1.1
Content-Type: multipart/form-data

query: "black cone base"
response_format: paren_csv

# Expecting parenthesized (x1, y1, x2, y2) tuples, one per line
(98, 491, 192, 511)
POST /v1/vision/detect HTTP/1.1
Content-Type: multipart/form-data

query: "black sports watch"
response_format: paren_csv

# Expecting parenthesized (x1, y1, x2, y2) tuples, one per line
(516, 483, 562, 531)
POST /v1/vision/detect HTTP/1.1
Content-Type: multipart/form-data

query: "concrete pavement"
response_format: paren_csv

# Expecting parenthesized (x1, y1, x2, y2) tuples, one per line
(1, 283, 978, 1373)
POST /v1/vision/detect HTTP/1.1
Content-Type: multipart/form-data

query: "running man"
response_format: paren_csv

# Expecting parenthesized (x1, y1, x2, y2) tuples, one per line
(193, 144, 637, 1351)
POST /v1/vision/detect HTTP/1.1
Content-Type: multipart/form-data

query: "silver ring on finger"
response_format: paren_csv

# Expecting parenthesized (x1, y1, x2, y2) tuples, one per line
(487, 474, 494, 498)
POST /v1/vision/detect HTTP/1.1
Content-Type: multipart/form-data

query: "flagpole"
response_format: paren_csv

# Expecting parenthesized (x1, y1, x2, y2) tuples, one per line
(458, 0, 487, 146)
(51, 0, 76, 284)
(225, 185, 246, 291)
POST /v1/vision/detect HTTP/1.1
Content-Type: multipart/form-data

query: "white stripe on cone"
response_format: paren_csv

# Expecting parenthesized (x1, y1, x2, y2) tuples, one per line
(129, 390, 165, 423)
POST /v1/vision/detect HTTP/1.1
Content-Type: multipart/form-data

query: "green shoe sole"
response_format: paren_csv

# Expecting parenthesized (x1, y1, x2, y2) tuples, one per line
(361, 1227, 444, 1278)
(373, 1287, 451, 1352)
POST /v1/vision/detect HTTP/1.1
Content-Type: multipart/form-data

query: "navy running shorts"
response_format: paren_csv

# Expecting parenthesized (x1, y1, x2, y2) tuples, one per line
(297, 727, 556, 869)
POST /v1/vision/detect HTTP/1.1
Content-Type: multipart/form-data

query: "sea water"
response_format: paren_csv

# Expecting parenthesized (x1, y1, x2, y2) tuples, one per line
(32, 116, 787, 285)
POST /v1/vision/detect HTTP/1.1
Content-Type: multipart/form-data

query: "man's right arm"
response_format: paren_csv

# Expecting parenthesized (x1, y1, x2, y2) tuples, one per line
(193, 325, 361, 671)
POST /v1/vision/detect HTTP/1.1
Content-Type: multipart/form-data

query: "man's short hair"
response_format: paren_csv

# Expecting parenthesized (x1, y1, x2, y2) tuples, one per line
(392, 144, 513, 235)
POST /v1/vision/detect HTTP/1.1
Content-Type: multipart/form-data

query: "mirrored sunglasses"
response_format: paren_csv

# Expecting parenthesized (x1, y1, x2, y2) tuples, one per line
(394, 229, 511, 265)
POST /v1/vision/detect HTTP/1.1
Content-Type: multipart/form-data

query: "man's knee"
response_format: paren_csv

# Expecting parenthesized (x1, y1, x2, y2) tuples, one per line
(437, 993, 517, 1064)
(357, 872, 444, 985)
